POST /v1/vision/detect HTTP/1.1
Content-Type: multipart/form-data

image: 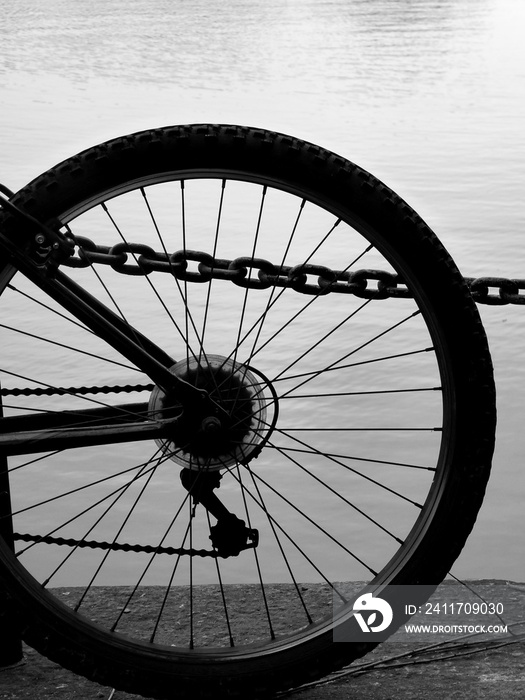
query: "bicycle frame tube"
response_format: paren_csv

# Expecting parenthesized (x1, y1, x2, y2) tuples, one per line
(0, 227, 207, 405)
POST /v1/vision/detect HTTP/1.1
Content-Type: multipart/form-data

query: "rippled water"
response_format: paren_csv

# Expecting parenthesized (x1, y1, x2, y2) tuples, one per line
(1, 0, 524, 580)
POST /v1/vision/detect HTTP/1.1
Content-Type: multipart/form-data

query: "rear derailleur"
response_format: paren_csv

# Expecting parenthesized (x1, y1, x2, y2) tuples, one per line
(180, 469, 259, 558)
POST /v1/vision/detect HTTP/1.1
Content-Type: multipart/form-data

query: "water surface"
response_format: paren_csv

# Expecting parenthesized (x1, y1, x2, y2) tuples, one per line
(1, 0, 524, 580)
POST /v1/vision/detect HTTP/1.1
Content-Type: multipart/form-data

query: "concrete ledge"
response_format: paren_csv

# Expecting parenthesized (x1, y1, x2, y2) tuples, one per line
(0, 580, 523, 699)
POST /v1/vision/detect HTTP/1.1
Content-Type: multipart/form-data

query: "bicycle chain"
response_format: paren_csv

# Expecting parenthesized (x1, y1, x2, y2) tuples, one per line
(1, 383, 153, 397)
(61, 236, 525, 305)
(13, 532, 222, 558)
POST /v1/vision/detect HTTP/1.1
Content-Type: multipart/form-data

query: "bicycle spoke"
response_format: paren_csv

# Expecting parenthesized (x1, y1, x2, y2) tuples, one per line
(228, 467, 349, 604)
(102, 200, 203, 364)
(262, 443, 435, 471)
(180, 180, 190, 366)
(110, 493, 192, 633)
(278, 310, 422, 398)
(69, 221, 145, 339)
(148, 535, 189, 644)
(77, 456, 170, 608)
(279, 386, 441, 399)
(270, 347, 435, 384)
(199, 180, 226, 356)
(235, 464, 275, 640)
(7, 282, 96, 335)
(244, 465, 314, 626)
(8, 248, 177, 384)
(241, 242, 373, 369)
(141, 179, 226, 396)
(8, 456, 170, 520)
(242, 198, 307, 368)
(47, 450, 163, 591)
(248, 464, 378, 575)
(269, 438, 411, 537)
(230, 186, 267, 373)
(205, 509, 235, 647)
(269, 423, 426, 507)
(14, 454, 167, 557)
(1, 449, 63, 475)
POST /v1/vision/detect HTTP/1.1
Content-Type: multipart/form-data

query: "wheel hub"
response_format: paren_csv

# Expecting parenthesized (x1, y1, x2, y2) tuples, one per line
(149, 354, 271, 470)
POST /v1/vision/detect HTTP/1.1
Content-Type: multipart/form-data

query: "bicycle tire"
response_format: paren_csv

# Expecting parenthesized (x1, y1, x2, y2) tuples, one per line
(0, 124, 496, 698)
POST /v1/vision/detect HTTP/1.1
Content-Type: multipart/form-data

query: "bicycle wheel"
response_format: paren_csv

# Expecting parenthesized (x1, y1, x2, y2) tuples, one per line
(0, 124, 495, 698)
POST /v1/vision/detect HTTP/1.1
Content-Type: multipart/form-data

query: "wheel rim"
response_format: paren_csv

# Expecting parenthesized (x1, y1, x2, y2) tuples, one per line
(1, 169, 457, 656)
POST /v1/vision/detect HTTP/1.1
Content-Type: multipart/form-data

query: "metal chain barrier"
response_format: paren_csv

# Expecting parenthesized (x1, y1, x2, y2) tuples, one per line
(1, 242, 523, 403)
(62, 235, 525, 305)
(63, 235, 413, 299)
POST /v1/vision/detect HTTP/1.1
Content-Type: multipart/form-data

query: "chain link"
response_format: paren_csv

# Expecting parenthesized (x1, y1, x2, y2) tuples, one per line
(465, 277, 525, 306)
